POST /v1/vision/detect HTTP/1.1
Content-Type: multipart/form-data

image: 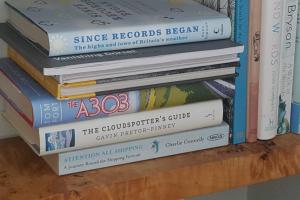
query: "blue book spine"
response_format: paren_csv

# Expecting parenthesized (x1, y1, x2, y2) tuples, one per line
(47, 122, 229, 175)
(6, 0, 232, 56)
(291, 0, 300, 134)
(0, 59, 141, 128)
(291, 102, 300, 133)
(232, 0, 249, 144)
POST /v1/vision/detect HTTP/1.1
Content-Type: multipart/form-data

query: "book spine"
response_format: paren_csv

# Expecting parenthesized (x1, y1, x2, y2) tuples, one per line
(49, 123, 229, 175)
(32, 91, 140, 128)
(47, 19, 231, 56)
(232, 0, 249, 144)
(257, 0, 283, 140)
(277, 0, 298, 134)
(246, 0, 262, 142)
(39, 100, 223, 155)
(199, 0, 236, 40)
(31, 82, 218, 128)
(291, 0, 300, 133)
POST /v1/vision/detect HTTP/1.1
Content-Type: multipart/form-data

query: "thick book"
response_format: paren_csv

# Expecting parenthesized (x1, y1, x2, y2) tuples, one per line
(200, 0, 249, 144)
(0, 23, 243, 77)
(257, 0, 283, 140)
(0, 57, 238, 100)
(291, 1, 300, 133)
(0, 58, 221, 128)
(246, 0, 262, 142)
(2, 93, 223, 156)
(277, 0, 298, 134)
(5, 0, 231, 56)
(43, 122, 229, 175)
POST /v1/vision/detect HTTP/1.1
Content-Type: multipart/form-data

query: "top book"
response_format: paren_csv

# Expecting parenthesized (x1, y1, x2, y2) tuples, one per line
(5, 0, 231, 57)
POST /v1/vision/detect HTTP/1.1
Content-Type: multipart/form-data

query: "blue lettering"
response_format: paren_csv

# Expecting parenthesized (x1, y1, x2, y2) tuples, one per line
(112, 33, 119, 40)
(272, 23, 281, 32)
(74, 37, 80, 44)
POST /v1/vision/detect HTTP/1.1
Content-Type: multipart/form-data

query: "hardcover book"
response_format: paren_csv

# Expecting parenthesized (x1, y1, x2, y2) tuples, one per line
(3, 94, 223, 156)
(0, 23, 243, 99)
(0, 58, 221, 128)
(257, 0, 283, 140)
(43, 122, 229, 175)
(0, 23, 243, 76)
(5, 0, 231, 56)
(291, 1, 300, 133)
(277, 0, 298, 134)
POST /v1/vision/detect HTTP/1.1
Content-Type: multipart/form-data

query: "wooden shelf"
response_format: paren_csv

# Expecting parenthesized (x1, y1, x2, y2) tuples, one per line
(1, 134, 300, 200)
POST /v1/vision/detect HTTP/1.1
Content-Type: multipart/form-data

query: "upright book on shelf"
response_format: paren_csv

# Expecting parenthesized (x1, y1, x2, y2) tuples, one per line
(246, 0, 261, 142)
(257, 0, 283, 140)
(277, 0, 298, 134)
(291, 1, 300, 133)
(5, 0, 231, 56)
(200, 0, 249, 144)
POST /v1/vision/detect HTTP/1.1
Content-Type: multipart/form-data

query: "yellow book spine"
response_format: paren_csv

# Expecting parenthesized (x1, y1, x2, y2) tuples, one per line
(7, 47, 96, 100)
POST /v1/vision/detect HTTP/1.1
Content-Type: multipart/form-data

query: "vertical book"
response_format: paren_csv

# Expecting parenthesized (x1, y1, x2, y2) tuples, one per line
(257, 0, 283, 140)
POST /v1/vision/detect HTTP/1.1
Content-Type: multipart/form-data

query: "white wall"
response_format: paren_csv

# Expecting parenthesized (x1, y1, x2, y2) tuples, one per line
(0, 0, 17, 139)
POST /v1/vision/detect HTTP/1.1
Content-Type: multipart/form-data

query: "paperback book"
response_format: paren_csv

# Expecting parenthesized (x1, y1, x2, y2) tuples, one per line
(0, 58, 220, 128)
(3, 95, 223, 156)
(5, 0, 231, 56)
(43, 122, 229, 175)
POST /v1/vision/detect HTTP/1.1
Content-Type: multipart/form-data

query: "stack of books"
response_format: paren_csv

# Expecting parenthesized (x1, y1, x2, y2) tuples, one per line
(0, 0, 244, 175)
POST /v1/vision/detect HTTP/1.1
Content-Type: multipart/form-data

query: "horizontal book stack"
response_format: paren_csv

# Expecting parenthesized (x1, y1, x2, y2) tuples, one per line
(0, 0, 244, 175)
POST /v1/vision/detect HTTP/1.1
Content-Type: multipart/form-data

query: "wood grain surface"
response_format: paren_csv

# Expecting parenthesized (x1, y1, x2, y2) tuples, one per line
(1, 134, 300, 200)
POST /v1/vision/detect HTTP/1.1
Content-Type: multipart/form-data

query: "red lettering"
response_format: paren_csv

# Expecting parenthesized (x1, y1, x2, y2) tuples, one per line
(102, 95, 120, 114)
(118, 93, 129, 112)
(89, 97, 101, 117)
(76, 100, 89, 119)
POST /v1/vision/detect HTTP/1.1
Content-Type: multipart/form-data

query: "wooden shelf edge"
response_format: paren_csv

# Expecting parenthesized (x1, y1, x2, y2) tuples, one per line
(1, 134, 300, 200)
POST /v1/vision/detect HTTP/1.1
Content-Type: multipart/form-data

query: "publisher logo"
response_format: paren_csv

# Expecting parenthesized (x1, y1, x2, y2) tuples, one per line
(207, 133, 225, 141)
(151, 140, 160, 153)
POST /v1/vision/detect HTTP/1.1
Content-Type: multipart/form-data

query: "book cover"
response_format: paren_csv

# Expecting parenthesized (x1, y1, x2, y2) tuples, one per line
(246, 0, 261, 142)
(277, 0, 298, 134)
(44, 122, 229, 175)
(257, 0, 283, 140)
(3, 96, 224, 156)
(291, 1, 300, 133)
(0, 58, 221, 128)
(5, 0, 231, 56)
